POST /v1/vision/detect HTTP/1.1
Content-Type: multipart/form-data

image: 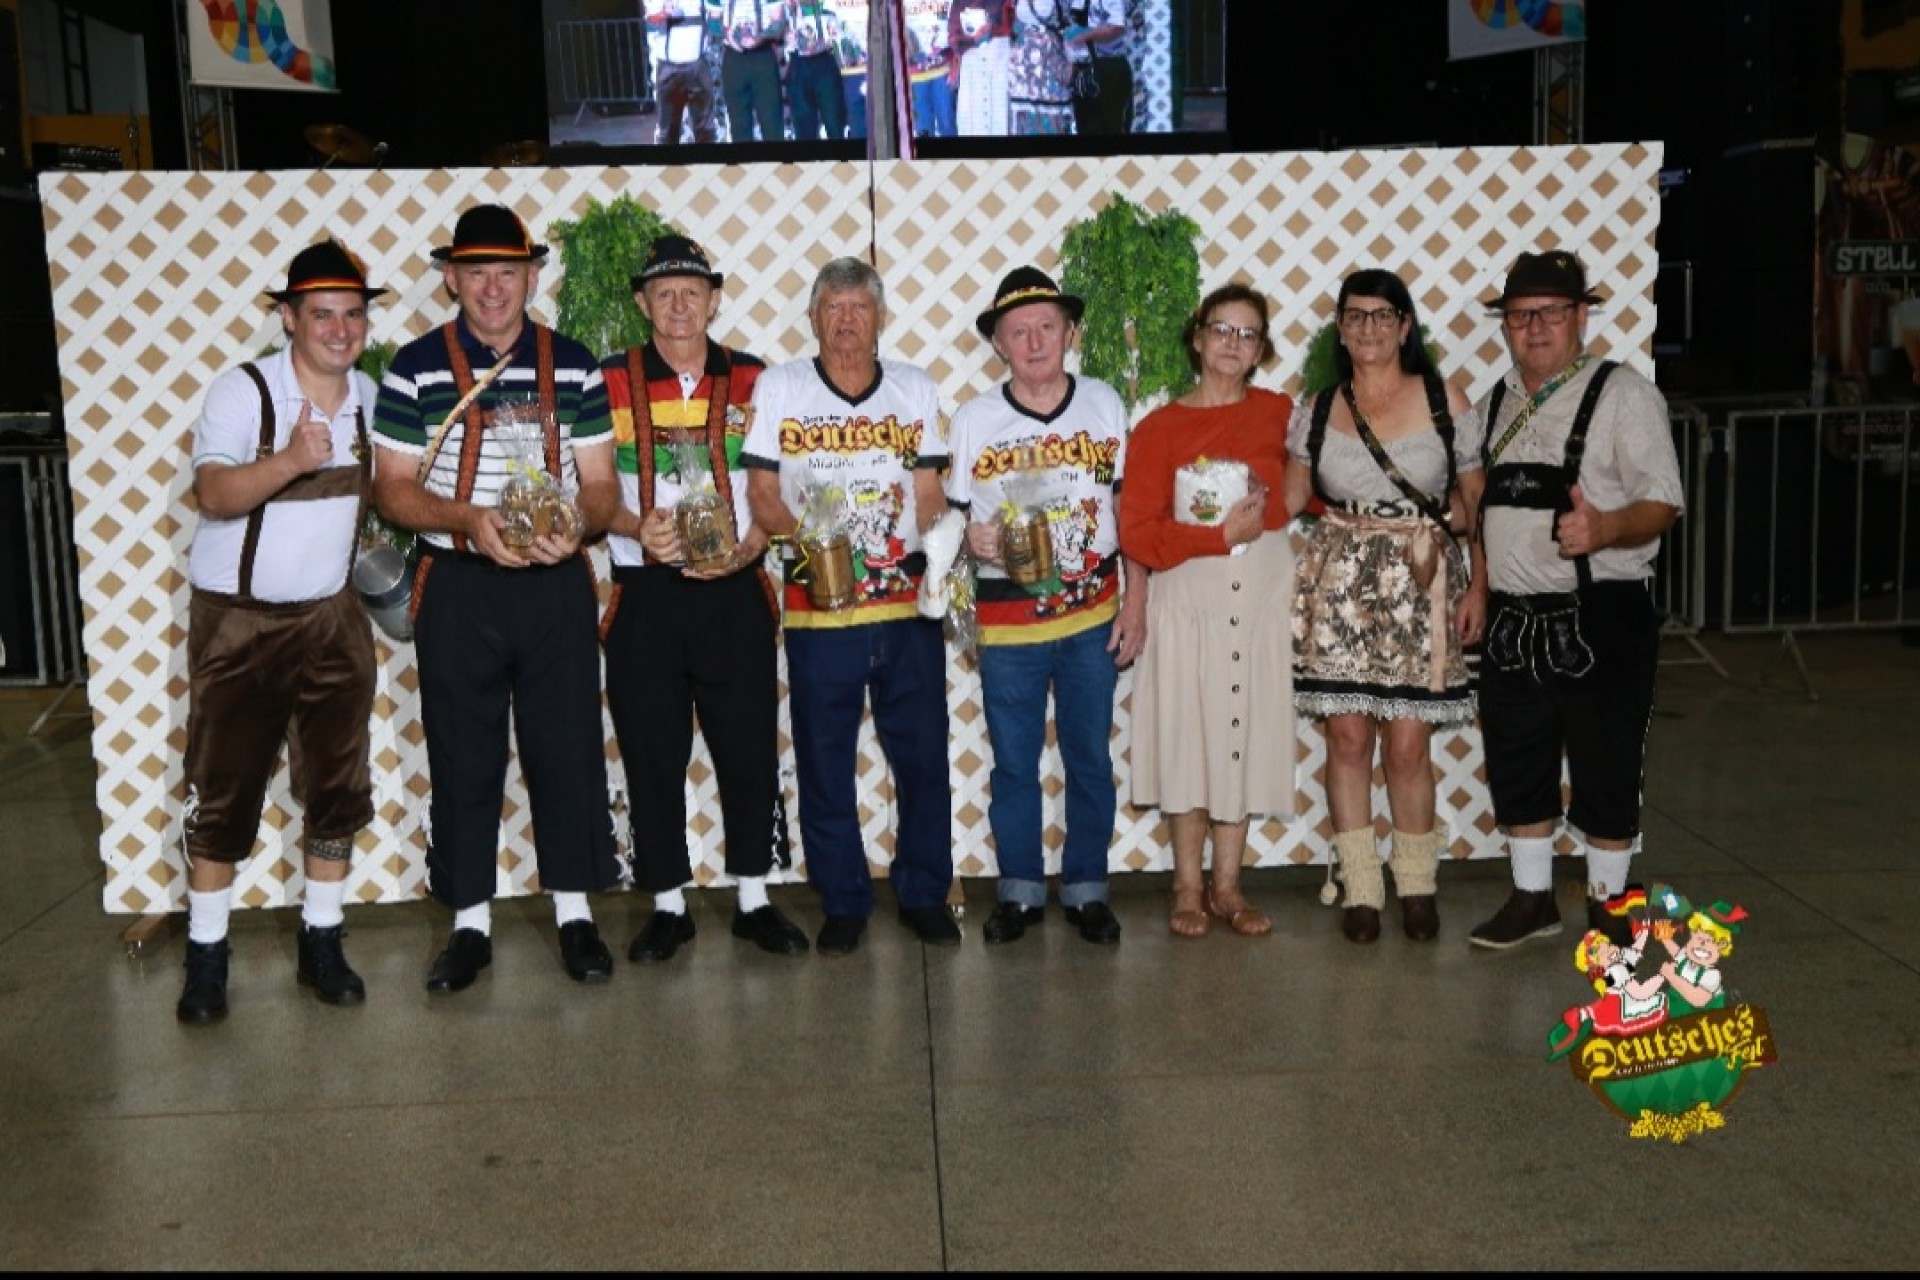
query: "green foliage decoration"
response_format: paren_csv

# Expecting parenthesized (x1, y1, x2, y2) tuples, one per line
(356, 340, 397, 384)
(1057, 195, 1202, 411)
(549, 196, 682, 359)
(1297, 321, 1448, 399)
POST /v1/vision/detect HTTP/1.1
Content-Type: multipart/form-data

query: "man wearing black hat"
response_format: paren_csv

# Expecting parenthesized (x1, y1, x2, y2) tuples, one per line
(743, 256, 955, 956)
(1466, 249, 1684, 952)
(371, 203, 623, 992)
(946, 265, 1145, 945)
(175, 240, 386, 1024)
(579, 233, 809, 963)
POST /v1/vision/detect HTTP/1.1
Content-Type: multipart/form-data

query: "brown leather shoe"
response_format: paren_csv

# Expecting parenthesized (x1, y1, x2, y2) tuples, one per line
(1342, 905, 1382, 943)
(1400, 894, 1439, 942)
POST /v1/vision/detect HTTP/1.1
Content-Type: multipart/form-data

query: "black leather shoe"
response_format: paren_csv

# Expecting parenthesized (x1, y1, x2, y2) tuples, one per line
(559, 920, 614, 983)
(816, 914, 867, 957)
(983, 901, 1043, 944)
(898, 905, 962, 946)
(732, 905, 810, 955)
(628, 910, 696, 964)
(426, 928, 492, 994)
(1467, 889, 1562, 950)
(1064, 900, 1122, 944)
(296, 924, 366, 1005)
(177, 938, 230, 1025)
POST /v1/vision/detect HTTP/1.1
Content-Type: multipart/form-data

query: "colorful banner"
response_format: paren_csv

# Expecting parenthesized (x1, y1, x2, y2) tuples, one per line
(1447, 0, 1586, 63)
(186, 0, 337, 93)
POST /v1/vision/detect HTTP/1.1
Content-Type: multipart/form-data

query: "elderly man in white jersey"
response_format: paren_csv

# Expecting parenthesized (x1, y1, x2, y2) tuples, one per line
(1466, 250, 1684, 953)
(743, 256, 955, 956)
(946, 266, 1146, 945)
(176, 240, 385, 1024)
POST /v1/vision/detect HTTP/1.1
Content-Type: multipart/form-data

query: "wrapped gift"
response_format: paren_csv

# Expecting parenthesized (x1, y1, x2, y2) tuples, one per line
(1174, 456, 1250, 527)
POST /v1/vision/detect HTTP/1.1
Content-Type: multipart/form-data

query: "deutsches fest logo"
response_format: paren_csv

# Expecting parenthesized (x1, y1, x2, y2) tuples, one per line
(1548, 885, 1777, 1142)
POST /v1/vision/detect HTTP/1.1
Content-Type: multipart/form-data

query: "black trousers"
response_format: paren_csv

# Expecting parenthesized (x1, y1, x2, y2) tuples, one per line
(722, 45, 784, 141)
(1072, 54, 1133, 134)
(605, 563, 785, 893)
(414, 552, 619, 909)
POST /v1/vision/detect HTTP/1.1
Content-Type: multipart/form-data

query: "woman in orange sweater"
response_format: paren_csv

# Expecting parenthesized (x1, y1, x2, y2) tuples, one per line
(1119, 283, 1294, 938)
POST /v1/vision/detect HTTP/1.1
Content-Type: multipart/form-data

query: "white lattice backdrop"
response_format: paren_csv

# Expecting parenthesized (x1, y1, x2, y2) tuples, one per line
(43, 144, 1659, 914)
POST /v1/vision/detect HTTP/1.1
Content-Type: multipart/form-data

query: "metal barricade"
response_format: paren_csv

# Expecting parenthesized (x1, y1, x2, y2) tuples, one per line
(0, 445, 85, 695)
(1655, 405, 1726, 676)
(1719, 402, 1919, 695)
(551, 19, 653, 124)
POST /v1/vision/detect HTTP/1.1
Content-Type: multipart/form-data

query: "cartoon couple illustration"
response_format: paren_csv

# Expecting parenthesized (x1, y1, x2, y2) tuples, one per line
(1547, 896, 1749, 1061)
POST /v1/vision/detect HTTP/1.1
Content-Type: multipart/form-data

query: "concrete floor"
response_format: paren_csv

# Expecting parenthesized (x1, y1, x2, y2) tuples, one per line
(1, 630, 1916, 1269)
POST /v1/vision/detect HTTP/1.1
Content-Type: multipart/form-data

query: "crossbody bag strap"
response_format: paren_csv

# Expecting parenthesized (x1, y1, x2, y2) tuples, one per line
(1421, 369, 1457, 509)
(1338, 381, 1449, 528)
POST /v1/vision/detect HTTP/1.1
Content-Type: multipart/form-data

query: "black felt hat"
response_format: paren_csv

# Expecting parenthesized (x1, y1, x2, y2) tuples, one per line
(264, 239, 388, 303)
(1481, 249, 1606, 311)
(975, 266, 1085, 340)
(430, 204, 549, 263)
(631, 233, 725, 291)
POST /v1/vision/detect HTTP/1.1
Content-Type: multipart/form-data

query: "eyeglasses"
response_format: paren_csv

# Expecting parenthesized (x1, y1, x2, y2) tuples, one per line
(1502, 302, 1578, 330)
(1337, 306, 1402, 332)
(1206, 321, 1262, 344)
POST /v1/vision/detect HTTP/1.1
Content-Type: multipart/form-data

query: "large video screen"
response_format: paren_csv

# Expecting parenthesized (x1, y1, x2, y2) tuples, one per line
(542, 0, 1223, 152)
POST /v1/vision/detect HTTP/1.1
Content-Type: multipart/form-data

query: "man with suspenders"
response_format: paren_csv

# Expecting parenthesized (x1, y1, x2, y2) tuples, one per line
(176, 241, 385, 1024)
(581, 234, 808, 963)
(1467, 250, 1685, 952)
(372, 205, 624, 993)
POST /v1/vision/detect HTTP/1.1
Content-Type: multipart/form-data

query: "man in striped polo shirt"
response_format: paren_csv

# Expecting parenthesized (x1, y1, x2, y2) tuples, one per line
(371, 204, 623, 993)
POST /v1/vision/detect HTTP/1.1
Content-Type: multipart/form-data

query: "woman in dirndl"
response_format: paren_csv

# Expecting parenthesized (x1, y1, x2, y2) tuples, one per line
(1006, 0, 1076, 135)
(1121, 284, 1296, 939)
(1282, 268, 1487, 945)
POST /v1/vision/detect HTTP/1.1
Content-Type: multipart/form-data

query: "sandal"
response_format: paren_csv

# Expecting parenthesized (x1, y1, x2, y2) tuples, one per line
(1168, 885, 1211, 938)
(1206, 887, 1273, 937)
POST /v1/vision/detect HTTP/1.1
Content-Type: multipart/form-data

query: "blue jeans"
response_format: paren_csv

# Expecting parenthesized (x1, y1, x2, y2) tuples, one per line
(977, 620, 1119, 908)
(912, 74, 956, 137)
(786, 619, 952, 917)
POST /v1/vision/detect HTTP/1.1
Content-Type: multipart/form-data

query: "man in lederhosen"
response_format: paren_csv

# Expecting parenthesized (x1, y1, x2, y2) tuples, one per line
(580, 233, 809, 963)
(719, 0, 788, 142)
(176, 240, 385, 1025)
(372, 204, 622, 992)
(1466, 250, 1684, 952)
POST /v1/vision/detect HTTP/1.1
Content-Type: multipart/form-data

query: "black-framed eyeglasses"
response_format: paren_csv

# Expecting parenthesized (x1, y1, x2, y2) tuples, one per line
(1502, 302, 1578, 330)
(1206, 321, 1262, 343)
(1337, 306, 1401, 331)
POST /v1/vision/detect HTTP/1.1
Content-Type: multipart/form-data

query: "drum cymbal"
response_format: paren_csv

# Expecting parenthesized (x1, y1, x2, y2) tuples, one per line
(482, 140, 547, 167)
(304, 123, 376, 165)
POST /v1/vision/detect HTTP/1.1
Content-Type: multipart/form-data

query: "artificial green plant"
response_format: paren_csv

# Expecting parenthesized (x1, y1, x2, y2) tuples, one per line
(1058, 194, 1202, 411)
(549, 195, 682, 358)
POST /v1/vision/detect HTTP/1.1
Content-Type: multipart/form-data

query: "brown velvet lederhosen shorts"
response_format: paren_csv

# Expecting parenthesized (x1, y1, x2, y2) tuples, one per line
(181, 586, 375, 864)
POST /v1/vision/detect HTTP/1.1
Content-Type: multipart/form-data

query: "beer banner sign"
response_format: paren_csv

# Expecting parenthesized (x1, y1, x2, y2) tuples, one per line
(1548, 885, 1778, 1142)
(1828, 240, 1920, 275)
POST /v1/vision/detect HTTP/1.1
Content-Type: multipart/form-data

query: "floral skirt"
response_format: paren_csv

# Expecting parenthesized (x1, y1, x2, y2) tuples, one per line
(1291, 509, 1475, 724)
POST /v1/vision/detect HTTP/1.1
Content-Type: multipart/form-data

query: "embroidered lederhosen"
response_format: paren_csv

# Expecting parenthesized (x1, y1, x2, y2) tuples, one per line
(1479, 360, 1619, 680)
(602, 343, 780, 636)
(232, 362, 369, 603)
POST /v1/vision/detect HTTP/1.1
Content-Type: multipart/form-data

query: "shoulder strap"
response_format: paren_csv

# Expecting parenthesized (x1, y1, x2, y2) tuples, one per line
(1558, 360, 1620, 592)
(1482, 379, 1508, 469)
(1307, 388, 1334, 506)
(442, 323, 486, 554)
(234, 362, 276, 601)
(1422, 370, 1457, 505)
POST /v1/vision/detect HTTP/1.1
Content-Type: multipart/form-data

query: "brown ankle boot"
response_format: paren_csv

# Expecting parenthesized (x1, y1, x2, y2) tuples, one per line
(1390, 829, 1442, 942)
(1332, 829, 1385, 945)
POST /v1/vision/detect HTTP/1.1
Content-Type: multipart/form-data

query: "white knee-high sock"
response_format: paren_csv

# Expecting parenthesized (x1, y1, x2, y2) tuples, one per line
(736, 876, 769, 912)
(552, 892, 592, 926)
(1509, 836, 1557, 893)
(454, 903, 492, 936)
(187, 887, 232, 945)
(1585, 847, 1634, 898)
(302, 880, 347, 930)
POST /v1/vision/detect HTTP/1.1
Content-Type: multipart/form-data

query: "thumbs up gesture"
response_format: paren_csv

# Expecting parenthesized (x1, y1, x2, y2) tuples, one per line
(1554, 484, 1609, 558)
(284, 401, 334, 474)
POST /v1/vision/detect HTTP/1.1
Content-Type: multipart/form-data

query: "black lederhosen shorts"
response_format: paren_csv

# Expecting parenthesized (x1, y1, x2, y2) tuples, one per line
(1476, 579, 1659, 841)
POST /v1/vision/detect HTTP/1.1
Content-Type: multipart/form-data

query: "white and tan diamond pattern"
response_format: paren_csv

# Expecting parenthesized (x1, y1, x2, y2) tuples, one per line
(42, 143, 1659, 913)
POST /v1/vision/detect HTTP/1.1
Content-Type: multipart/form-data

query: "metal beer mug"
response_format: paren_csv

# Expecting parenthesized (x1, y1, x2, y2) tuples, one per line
(352, 543, 415, 643)
(1000, 508, 1054, 586)
(800, 531, 857, 610)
